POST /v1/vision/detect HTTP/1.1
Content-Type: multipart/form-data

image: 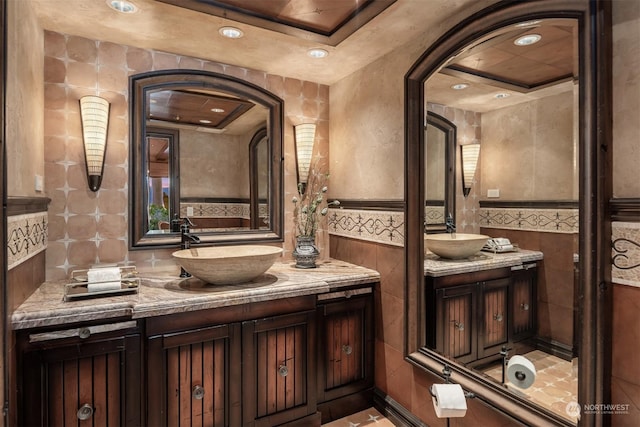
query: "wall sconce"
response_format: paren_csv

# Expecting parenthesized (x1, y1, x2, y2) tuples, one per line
(461, 143, 480, 197)
(294, 123, 316, 193)
(79, 95, 110, 192)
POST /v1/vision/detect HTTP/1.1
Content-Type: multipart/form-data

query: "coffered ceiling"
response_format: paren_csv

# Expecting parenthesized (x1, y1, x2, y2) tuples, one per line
(28, 0, 575, 112)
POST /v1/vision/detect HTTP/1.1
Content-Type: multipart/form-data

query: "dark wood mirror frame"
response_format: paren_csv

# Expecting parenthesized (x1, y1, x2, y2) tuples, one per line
(425, 111, 456, 233)
(129, 70, 284, 249)
(404, 1, 611, 425)
(249, 127, 268, 230)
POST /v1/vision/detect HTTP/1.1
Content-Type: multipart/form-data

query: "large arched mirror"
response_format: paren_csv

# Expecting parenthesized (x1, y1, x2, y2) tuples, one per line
(405, 2, 610, 426)
(129, 70, 284, 248)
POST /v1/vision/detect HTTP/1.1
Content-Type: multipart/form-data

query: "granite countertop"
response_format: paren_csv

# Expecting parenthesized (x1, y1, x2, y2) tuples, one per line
(424, 249, 543, 277)
(11, 259, 380, 330)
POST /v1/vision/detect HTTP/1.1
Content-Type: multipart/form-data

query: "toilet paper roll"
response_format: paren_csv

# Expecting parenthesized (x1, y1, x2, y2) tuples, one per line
(507, 355, 537, 389)
(431, 383, 467, 418)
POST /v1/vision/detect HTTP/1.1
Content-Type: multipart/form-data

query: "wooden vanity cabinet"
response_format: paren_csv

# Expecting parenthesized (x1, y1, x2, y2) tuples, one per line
(145, 295, 320, 427)
(426, 265, 537, 365)
(316, 288, 374, 422)
(17, 320, 142, 427)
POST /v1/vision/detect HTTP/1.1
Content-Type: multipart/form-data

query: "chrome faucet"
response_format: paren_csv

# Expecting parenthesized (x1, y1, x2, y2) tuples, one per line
(445, 213, 456, 236)
(179, 217, 200, 278)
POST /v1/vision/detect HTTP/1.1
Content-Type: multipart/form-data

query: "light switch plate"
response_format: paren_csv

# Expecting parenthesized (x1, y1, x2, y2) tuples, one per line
(35, 175, 44, 192)
(487, 189, 500, 198)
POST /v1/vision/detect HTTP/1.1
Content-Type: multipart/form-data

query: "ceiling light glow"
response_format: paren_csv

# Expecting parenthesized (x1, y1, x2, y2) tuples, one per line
(494, 93, 511, 99)
(514, 34, 542, 46)
(307, 48, 328, 59)
(199, 119, 212, 124)
(451, 83, 469, 90)
(210, 108, 225, 113)
(219, 27, 244, 39)
(108, 0, 138, 13)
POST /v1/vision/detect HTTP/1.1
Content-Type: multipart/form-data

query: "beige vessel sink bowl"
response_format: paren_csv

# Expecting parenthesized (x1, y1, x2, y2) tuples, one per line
(172, 245, 283, 285)
(424, 233, 490, 259)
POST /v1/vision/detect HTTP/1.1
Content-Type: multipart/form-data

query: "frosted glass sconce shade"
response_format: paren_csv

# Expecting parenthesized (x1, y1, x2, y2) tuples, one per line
(294, 123, 316, 191)
(461, 143, 480, 197)
(80, 96, 110, 192)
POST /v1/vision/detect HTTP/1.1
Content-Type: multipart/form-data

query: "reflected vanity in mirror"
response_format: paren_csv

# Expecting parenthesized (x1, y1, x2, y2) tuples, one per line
(405, 2, 610, 426)
(129, 71, 283, 248)
(424, 111, 455, 233)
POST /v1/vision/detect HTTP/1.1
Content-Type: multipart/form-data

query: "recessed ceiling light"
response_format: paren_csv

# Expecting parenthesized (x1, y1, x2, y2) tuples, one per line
(514, 34, 542, 46)
(451, 83, 469, 90)
(494, 93, 511, 99)
(107, 0, 138, 13)
(199, 119, 212, 124)
(210, 108, 225, 113)
(219, 27, 244, 39)
(307, 48, 328, 59)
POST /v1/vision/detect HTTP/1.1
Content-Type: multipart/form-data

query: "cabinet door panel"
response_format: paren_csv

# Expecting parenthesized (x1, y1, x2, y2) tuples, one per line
(22, 335, 140, 427)
(243, 310, 316, 427)
(148, 323, 241, 427)
(436, 285, 476, 362)
(479, 278, 510, 358)
(511, 267, 537, 341)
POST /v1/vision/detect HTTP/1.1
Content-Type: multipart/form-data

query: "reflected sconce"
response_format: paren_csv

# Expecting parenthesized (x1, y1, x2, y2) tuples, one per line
(294, 123, 316, 193)
(80, 95, 110, 192)
(461, 143, 480, 197)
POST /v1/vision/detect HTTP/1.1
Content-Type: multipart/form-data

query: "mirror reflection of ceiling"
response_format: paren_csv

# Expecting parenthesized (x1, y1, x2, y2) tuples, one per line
(148, 89, 254, 131)
(427, 19, 577, 113)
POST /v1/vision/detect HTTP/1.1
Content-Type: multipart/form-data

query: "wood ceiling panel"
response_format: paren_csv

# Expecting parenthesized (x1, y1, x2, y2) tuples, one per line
(148, 90, 254, 129)
(157, 0, 396, 45)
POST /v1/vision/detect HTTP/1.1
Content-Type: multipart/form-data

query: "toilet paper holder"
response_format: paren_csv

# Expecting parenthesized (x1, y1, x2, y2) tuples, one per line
(500, 346, 536, 389)
(429, 365, 476, 401)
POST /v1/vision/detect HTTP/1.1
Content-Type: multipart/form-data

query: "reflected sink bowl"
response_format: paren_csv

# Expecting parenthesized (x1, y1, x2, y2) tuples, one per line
(424, 233, 490, 259)
(172, 245, 283, 284)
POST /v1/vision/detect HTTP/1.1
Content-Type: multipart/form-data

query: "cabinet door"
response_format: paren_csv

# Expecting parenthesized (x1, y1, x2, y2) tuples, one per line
(511, 265, 537, 342)
(20, 330, 141, 426)
(242, 310, 317, 427)
(317, 293, 373, 404)
(478, 277, 510, 358)
(147, 323, 241, 427)
(435, 284, 477, 363)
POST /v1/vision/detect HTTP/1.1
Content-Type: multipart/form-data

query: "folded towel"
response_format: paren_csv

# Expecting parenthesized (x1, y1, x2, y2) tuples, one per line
(87, 281, 122, 293)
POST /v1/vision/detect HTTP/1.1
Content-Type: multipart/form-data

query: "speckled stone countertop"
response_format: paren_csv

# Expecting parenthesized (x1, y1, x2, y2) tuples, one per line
(424, 249, 543, 277)
(11, 259, 380, 330)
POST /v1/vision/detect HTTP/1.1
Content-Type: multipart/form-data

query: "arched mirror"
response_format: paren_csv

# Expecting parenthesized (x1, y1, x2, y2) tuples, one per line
(405, 2, 610, 426)
(129, 70, 284, 248)
(424, 111, 456, 233)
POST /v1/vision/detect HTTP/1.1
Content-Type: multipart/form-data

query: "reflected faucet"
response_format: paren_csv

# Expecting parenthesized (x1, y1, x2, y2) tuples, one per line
(445, 213, 456, 237)
(180, 217, 200, 278)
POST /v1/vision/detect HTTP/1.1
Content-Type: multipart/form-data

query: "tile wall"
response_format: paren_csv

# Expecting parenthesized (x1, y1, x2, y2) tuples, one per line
(42, 31, 329, 281)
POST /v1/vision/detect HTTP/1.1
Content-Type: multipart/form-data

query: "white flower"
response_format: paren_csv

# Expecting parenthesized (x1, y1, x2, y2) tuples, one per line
(320, 207, 328, 215)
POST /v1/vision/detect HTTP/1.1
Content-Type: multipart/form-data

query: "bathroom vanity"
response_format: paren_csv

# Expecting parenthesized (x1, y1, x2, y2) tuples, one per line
(12, 260, 378, 426)
(424, 250, 542, 367)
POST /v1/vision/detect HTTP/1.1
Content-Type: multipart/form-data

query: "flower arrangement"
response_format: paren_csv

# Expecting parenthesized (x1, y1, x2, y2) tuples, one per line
(292, 165, 340, 238)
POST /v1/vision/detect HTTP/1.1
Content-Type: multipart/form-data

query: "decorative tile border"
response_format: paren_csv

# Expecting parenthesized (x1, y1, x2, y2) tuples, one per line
(7, 212, 49, 270)
(180, 202, 268, 220)
(612, 221, 640, 287)
(327, 208, 404, 247)
(425, 206, 445, 225)
(479, 207, 579, 233)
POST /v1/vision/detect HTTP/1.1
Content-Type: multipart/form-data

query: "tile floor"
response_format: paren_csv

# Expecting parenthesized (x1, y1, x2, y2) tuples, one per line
(482, 350, 579, 423)
(322, 408, 395, 426)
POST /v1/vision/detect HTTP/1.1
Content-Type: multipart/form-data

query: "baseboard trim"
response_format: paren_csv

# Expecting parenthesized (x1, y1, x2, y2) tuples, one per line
(373, 388, 427, 427)
(535, 337, 575, 361)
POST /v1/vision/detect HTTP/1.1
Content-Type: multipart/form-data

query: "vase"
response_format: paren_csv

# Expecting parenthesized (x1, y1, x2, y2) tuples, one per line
(293, 236, 320, 269)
